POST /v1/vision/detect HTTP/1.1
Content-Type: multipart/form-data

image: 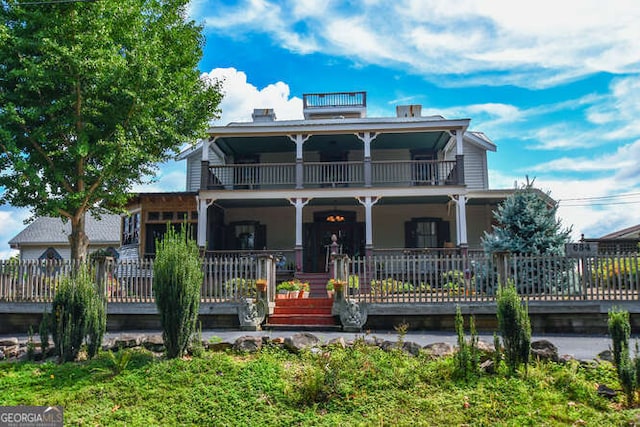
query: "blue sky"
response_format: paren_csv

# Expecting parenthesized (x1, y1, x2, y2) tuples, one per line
(2, 0, 640, 258)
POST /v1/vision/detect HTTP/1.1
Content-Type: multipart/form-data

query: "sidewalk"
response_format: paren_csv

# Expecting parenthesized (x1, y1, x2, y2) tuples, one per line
(1, 329, 615, 361)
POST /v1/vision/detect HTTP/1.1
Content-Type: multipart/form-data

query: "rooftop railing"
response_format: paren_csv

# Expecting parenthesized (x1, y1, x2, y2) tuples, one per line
(303, 91, 367, 109)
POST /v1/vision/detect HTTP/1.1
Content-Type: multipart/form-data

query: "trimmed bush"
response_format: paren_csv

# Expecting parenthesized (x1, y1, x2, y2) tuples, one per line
(50, 265, 105, 362)
(153, 225, 203, 359)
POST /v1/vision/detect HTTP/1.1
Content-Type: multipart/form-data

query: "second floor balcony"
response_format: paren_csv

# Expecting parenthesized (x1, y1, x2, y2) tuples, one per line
(204, 158, 462, 190)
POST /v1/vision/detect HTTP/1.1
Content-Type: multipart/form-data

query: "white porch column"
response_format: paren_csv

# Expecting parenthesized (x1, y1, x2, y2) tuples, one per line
(356, 196, 380, 253)
(196, 196, 215, 248)
(356, 132, 379, 187)
(202, 137, 211, 162)
(455, 129, 463, 156)
(451, 194, 468, 247)
(200, 138, 213, 190)
(288, 134, 311, 189)
(288, 197, 311, 270)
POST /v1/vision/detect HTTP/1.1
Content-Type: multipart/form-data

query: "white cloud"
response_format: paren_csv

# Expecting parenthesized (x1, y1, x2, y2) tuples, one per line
(194, 0, 640, 88)
(132, 169, 186, 193)
(528, 140, 640, 174)
(0, 208, 31, 259)
(488, 169, 639, 241)
(201, 68, 303, 124)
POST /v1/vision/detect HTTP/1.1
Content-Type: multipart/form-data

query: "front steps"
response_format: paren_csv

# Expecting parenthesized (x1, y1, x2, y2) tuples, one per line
(295, 272, 330, 298)
(266, 297, 340, 330)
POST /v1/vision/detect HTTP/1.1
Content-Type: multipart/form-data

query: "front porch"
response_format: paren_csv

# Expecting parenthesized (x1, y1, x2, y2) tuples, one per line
(196, 194, 489, 277)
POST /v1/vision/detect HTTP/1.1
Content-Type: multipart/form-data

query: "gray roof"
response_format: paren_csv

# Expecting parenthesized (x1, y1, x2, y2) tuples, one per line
(9, 213, 121, 247)
(600, 224, 640, 240)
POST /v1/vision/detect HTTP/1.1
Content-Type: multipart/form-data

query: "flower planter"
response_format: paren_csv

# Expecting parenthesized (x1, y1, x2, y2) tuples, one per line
(256, 279, 267, 293)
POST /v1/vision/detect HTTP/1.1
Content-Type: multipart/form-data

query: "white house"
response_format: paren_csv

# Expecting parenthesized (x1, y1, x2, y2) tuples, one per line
(9, 214, 121, 260)
(122, 91, 525, 276)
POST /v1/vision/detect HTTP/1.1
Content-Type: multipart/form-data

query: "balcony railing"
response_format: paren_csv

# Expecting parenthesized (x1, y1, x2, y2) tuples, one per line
(207, 160, 459, 190)
(372, 160, 458, 186)
(303, 91, 366, 109)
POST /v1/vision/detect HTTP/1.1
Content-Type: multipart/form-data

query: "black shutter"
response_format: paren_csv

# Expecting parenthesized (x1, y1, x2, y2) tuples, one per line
(437, 220, 451, 248)
(256, 224, 267, 250)
(405, 221, 415, 248)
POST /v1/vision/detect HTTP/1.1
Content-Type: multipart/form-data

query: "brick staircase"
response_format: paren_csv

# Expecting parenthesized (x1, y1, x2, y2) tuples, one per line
(266, 271, 340, 330)
(266, 297, 338, 330)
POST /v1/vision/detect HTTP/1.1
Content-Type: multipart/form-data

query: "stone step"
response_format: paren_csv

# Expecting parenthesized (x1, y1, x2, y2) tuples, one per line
(265, 324, 343, 332)
(267, 314, 337, 326)
(273, 306, 333, 315)
(274, 297, 333, 307)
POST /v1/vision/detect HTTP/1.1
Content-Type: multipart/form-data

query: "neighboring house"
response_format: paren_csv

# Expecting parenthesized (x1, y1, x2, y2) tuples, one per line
(583, 224, 640, 254)
(9, 214, 121, 260)
(122, 91, 531, 272)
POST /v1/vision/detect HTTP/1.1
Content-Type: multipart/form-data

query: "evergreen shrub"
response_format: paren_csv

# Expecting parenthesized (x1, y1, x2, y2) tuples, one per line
(50, 265, 105, 362)
(153, 225, 203, 359)
(496, 281, 531, 375)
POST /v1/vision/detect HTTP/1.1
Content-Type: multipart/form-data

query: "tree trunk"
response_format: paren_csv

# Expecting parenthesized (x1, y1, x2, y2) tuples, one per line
(69, 212, 89, 261)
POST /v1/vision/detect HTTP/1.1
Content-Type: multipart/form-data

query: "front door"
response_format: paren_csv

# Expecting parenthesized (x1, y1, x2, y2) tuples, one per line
(303, 211, 364, 272)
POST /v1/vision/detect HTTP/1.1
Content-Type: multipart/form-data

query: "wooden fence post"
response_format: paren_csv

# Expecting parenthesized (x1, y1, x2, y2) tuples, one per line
(493, 251, 511, 286)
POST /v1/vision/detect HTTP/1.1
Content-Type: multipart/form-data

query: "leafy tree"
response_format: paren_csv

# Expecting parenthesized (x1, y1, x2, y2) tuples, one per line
(482, 179, 571, 256)
(0, 0, 221, 260)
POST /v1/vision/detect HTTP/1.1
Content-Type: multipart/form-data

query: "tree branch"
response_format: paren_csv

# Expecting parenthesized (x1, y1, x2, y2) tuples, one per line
(19, 123, 74, 194)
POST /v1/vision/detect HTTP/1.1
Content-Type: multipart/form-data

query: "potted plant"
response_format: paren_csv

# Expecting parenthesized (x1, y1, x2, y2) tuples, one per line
(276, 280, 305, 298)
(276, 281, 293, 298)
(326, 279, 346, 297)
(255, 279, 267, 293)
(298, 281, 310, 298)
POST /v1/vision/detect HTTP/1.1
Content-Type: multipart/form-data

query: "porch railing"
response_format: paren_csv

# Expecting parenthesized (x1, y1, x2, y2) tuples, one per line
(3, 251, 638, 304)
(304, 161, 364, 187)
(0, 257, 274, 304)
(207, 159, 458, 190)
(343, 252, 640, 303)
(208, 163, 296, 189)
(371, 160, 458, 186)
(303, 91, 366, 109)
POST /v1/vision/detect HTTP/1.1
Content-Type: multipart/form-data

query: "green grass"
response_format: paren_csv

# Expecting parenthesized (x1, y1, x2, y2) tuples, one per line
(1, 343, 638, 426)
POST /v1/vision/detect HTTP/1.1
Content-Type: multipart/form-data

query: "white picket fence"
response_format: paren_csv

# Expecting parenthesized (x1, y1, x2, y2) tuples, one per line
(0, 257, 272, 303)
(346, 252, 640, 303)
(1, 252, 638, 304)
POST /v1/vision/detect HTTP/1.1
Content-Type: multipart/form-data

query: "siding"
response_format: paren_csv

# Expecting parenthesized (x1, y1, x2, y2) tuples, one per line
(185, 148, 224, 191)
(186, 155, 201, 191)
(19, 244, 116, 260)
(445, 141, 489, 190)
(463, 144, 489, 190)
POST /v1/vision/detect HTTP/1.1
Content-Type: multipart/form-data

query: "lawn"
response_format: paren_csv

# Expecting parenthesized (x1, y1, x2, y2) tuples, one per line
(1, 342, 638, 426)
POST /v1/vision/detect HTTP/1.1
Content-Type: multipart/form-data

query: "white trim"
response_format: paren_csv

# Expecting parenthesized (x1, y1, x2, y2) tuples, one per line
(208, 118, 470, 138)
(198, 185, 466, 201)
(444, 131, 497, 153)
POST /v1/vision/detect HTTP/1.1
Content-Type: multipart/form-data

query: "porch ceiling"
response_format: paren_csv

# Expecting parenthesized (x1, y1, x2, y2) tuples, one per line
(215, 131, 451, 157)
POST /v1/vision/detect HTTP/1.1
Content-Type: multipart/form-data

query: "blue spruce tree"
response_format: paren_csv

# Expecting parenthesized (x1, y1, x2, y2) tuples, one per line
(478, 179, 574, 294)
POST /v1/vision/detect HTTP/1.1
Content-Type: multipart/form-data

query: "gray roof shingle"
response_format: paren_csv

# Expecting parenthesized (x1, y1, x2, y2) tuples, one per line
(8, 213, 121, 247)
